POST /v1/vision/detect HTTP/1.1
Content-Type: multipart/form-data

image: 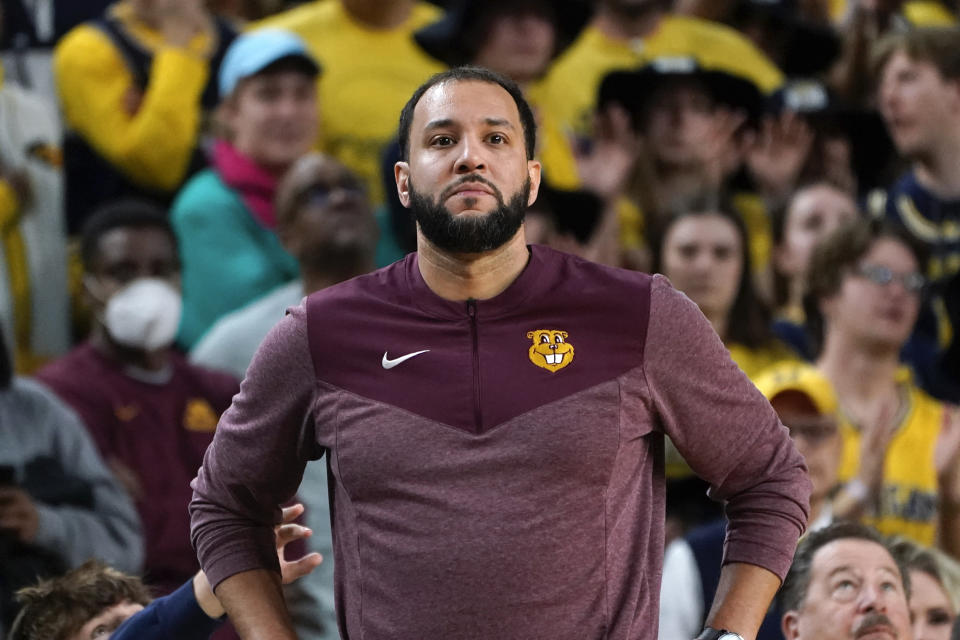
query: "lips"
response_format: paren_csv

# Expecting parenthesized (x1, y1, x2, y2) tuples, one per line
(450, 183, 494, 197)
(855, 625, 896, 639)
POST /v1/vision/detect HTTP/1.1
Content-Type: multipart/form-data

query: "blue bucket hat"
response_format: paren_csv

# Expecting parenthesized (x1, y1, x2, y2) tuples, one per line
(218, 28, 321, 98)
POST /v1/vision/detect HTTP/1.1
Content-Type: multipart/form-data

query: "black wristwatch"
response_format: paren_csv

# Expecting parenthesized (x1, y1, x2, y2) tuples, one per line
(695, 628, 745, 640)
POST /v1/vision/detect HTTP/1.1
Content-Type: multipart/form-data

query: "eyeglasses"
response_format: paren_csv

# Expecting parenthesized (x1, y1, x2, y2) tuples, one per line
(853, 263, 926, 293)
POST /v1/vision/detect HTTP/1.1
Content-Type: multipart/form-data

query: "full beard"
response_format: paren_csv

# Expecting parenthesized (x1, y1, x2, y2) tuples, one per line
(409, 176, 530, 254)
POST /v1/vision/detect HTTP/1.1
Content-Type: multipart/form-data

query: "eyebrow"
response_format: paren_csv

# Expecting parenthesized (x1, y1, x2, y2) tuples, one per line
(826, 565, 901, 581)
(423, 118, 516, 131)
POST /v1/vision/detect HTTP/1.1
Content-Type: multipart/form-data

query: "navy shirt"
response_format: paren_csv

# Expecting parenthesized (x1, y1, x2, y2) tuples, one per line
(111, 579, 222, 640)
(870, 171, 960, 402)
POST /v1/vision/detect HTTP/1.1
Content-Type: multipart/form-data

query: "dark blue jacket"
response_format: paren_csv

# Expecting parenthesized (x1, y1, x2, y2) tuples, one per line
(111, 579, 223, 640)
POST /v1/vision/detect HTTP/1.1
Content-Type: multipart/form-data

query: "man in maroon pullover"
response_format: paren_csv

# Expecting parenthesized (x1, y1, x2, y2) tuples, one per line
(190, 66, 812, 640)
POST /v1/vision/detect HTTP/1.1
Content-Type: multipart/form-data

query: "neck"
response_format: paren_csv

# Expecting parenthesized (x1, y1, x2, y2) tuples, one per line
(90, 326, 170, 372)
(593, 5, 664, 41)
(787, 277, 805, 316)
(416, 230, 530, 301)
(809, 493, 827, 527)
(913, 130, 960, 198)
(301, 258, 373, 295)
(704, 310, 728, 343)
(341, 0, 413, 29)
(817, 331, 900, 409)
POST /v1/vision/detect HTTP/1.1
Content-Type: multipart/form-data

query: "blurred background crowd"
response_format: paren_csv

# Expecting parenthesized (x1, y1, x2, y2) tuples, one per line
(2, 0, 960, 638)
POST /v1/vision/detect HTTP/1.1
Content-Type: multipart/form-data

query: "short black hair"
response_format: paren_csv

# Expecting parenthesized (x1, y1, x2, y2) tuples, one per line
(397, 66, 537, 162)
(781, 522, 911, 614)
(80, 199, 179, 273)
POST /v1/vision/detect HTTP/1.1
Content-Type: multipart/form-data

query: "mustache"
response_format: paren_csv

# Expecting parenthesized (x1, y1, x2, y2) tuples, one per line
(440, 175, 504, 202)
(853, 612, 897, 638)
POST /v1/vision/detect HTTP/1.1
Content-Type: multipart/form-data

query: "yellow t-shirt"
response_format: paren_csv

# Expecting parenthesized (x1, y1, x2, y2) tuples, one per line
(540, 16, 784, 140)
(256, 1, 445, 205)
(727, 341, 798, 381)
(837, 370, 944, 546)
(525, 81, 581, 191)
(829, 0, 955, 25)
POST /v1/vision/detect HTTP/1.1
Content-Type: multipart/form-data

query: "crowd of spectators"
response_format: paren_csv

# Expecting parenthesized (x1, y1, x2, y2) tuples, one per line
(2, 0, 960, 638)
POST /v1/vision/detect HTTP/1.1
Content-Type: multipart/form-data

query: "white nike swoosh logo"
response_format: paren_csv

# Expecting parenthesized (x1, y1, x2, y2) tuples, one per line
(382, 349, 430, 369)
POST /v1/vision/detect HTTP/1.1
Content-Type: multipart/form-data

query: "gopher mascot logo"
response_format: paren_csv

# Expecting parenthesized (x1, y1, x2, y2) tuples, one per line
(526, 329, 575, 372)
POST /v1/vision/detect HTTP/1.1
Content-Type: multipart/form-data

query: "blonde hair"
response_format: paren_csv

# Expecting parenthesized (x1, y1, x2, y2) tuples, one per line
(890, 537, 960, 613)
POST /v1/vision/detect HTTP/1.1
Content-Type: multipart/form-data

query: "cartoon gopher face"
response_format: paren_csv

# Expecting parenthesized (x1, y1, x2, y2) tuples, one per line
(526, 329, 575, 372)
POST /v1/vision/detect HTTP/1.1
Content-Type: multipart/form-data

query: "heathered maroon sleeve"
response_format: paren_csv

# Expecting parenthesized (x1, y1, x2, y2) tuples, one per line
(190, 303, 319, 590)
(642, 275, 811, 580)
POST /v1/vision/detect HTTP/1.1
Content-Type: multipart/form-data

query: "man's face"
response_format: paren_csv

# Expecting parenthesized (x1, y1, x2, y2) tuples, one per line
(395, 79, 541, 254)
(280, 157, 378, 265)
(643, 80, 718, 168)
(777, 184, 859, 280)
(783, 539, 912, 640)
(226, 69, 318, 173)
(86, 227, 180, 316)
(878, 51, 960, 159)
(821, 237, 922, 353)
(772, 392, 842, 504)
(68, 600, 144, 640)
(473, 11, 557, 85)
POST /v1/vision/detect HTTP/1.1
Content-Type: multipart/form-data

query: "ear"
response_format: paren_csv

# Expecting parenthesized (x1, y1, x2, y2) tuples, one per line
(560, 331, 568, 338)
(395, 161, 412, 208)
(782, 610, 800, 639)
(526, 159, 542, 208)
(526, 331, 534, 339)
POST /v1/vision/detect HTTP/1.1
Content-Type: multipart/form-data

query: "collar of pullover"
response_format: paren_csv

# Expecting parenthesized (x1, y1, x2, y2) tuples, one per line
(406, 244, 548, 321)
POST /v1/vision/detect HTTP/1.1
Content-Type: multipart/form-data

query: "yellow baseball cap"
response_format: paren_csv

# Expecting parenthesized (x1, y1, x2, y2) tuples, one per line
(754, 361, 838, 416)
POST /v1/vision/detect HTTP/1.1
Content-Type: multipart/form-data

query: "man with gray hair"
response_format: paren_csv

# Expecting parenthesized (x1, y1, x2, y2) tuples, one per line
(781, 521, 913, 640)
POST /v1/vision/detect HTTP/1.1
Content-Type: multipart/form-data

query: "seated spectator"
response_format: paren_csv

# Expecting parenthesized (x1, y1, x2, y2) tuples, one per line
(413, 0, 589, 189)
(831, 1, 956, 106)
(869, 27, 960, 403)
(807, 218, 960, 554)
(0, 6, 69, 373)
(652, 194, 797, 379)
(659, 361, 843, 640)
(598, 57, 787, 274)
(35, 200, 239, 594)
(54, 0, 237, 232)
(0, 326, 142, 636)
(771, 180, 860, 359)
(9, 503, 320, 640)
(764, 80, 895, 199)
(890, 536, 960, 640)
(256, 0, 445, 205)
(171, 28, 319, 349)
(780, 521, 913, 640)
(191, 152, 377, 380)
(540, 0, 782, 147)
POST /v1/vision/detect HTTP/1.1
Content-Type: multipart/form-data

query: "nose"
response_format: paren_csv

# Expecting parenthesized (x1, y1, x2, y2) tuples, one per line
(856, 583, 887, 614)
(455, 137, 486, 174)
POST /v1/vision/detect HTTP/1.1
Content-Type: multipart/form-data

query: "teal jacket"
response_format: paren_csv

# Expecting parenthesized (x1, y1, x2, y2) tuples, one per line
(171, 169, 298, 349)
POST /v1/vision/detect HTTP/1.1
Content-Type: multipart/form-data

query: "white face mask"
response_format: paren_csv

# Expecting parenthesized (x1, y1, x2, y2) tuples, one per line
(95, 278, 183, 351)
